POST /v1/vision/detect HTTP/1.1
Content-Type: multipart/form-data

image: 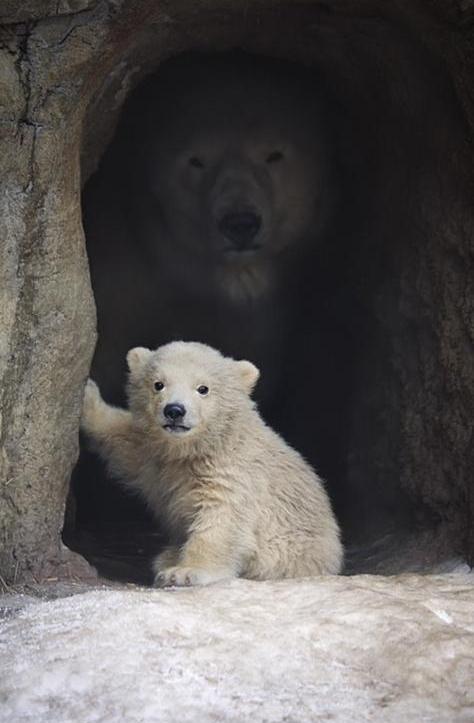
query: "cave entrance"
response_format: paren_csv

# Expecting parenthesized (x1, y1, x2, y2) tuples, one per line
(63, 5, 473, 583)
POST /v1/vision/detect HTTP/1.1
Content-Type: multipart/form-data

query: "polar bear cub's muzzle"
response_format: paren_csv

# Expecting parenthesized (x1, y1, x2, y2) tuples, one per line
(162, 402, 191, 434)
(157, 385, 210, 436)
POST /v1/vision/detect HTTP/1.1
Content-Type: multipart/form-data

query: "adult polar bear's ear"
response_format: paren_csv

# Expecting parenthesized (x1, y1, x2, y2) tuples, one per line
(235, 360, 260, 393)
(127, 347, 152, 374)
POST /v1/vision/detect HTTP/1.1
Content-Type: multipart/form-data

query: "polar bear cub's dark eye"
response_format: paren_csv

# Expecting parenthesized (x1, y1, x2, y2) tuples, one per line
(197, 385, 209, 395)
(189, 156, 205, 169)
(266, 150, 284, 164)
(154, 381, 164, 391)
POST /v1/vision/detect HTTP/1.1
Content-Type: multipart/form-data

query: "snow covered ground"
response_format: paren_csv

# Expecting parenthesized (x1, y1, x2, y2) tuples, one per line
(1, 570, 473, 722)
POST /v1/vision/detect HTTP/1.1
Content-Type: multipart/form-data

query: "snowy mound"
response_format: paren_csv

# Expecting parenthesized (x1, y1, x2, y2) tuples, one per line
(1, 572, 474, 722)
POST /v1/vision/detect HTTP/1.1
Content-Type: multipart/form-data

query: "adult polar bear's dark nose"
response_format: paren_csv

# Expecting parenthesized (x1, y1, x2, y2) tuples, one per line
(218, 211, 262, 251)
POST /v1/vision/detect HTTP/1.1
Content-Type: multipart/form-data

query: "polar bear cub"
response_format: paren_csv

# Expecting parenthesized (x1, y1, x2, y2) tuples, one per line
(81, 341, 343, 586)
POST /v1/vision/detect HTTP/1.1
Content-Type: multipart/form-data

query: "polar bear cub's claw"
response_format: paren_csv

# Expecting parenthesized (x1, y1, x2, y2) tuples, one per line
(81, 378, 104, 432)
(154, 566, 232, 588)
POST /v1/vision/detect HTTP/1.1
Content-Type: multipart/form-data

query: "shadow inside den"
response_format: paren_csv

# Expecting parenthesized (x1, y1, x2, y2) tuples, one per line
(64, 41, 470, 582)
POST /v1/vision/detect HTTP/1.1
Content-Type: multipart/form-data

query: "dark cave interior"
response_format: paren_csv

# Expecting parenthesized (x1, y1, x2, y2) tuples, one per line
(63, 5, 473, 583)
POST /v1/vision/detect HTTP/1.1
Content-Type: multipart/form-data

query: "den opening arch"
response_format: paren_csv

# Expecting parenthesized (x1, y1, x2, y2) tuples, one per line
(67, 5, 474, 582)
(0, 0, 472, 586)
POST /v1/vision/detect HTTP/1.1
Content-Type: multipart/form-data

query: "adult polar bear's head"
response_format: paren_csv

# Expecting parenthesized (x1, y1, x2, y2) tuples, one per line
(126, 53, 335, 302)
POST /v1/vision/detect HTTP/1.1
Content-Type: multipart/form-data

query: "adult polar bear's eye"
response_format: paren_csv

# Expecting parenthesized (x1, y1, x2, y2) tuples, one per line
(188, 156, 205, 169)
(197, 385, 209, 396)
(154, 381, 164, 392)
(266, 150, 284, 164)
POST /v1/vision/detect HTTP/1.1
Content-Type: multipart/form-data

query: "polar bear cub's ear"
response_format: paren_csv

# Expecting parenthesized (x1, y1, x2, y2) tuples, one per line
(235, 360, 260, 393)
(127, 347, 153, 374)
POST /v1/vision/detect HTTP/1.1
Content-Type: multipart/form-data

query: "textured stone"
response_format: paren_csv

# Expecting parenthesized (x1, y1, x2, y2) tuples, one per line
(0, 1, 98, 25)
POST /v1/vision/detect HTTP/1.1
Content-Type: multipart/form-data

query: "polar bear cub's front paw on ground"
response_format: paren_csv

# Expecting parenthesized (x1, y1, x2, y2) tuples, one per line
(154, 566, 232, 588)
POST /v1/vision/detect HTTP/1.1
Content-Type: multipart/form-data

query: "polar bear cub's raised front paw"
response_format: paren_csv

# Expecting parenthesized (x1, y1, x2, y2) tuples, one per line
(81, 378, 104, 432)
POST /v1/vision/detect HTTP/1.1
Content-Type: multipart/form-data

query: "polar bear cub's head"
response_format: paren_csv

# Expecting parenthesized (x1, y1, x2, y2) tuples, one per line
(126, 341, 259, 445)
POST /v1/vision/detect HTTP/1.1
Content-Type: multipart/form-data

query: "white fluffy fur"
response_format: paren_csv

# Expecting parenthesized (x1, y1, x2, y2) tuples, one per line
(81, 341, 343, 586)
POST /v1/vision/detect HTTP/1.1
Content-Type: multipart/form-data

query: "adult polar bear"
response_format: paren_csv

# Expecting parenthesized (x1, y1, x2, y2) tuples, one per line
(84, 52, 335, 411)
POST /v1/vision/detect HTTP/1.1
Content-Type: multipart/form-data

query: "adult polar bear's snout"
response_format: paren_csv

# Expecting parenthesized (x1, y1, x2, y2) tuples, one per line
(209, 156, 270, 257)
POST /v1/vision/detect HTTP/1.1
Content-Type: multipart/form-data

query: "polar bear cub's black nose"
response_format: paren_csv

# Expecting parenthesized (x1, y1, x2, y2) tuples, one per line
(164, 403, 186, 421)
(219, 212, 262, 249)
